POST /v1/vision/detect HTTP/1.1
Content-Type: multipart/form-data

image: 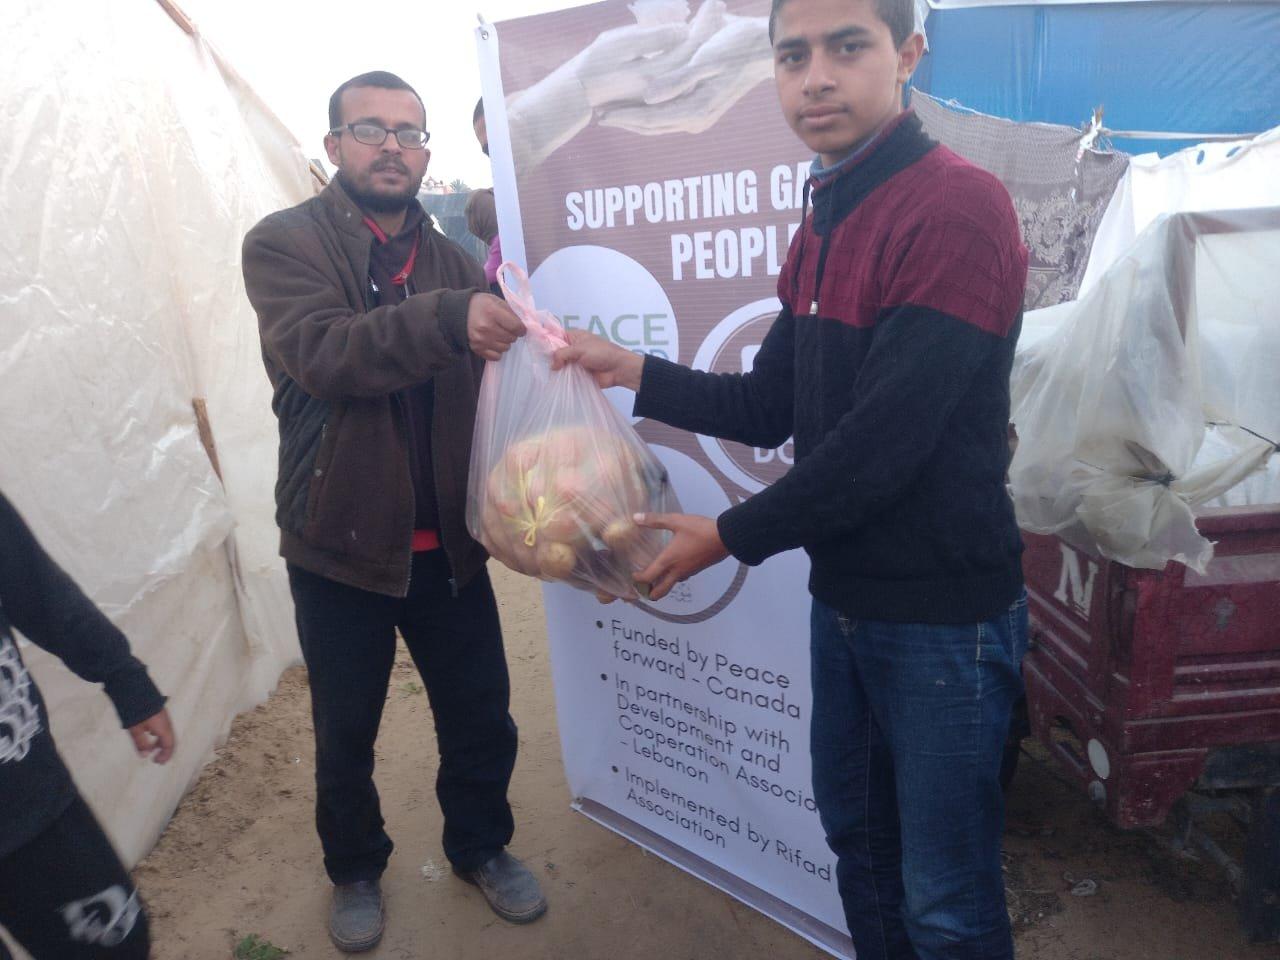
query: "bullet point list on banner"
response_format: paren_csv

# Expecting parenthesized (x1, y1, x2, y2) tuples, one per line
(604, 646, 819, 822)
(619, 766, 835, 881)
(560, 573, 834, 915)
(607, 621, 804, 724)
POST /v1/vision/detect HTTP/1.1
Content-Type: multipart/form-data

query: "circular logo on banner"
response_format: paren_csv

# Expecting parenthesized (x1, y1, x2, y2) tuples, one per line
(634, 445, 747, 625)
(530, 245, 679, 423)
(690, 298, 794, 493)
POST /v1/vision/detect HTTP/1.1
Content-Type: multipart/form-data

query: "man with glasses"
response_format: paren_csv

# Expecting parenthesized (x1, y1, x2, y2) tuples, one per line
(242, 71, 542, 953)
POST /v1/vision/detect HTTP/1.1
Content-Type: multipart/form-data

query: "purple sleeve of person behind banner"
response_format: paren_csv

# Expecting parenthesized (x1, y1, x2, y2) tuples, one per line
(484, 236, 502, 286)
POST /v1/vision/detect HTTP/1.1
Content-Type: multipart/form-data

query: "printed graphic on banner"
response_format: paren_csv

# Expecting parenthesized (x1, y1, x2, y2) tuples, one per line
(692, 298, 795, 493)
(529, 245, 679, 423)
(479, 2, 855, 955)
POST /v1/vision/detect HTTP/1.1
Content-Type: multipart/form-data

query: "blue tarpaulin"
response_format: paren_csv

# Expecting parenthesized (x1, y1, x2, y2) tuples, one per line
(913, 1, 1280, 155)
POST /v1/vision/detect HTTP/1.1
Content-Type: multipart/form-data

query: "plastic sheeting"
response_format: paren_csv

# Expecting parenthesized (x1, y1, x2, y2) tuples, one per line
(0, 1, 312, 867)
(1081, 126, 1280, 295)
(1196, 428, 1280, 510)
(1009, 209, 1280, 574)
(914, 1, 1280, 157)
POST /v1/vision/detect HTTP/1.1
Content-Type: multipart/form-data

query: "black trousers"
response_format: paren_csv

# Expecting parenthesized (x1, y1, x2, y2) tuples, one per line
(0, 794, 149, 960)
(288, 551, 518, 884)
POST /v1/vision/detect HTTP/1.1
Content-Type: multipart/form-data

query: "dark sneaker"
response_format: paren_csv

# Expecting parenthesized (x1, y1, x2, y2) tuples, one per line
(329, 879, 385, 952)
(456, 851, 548, 924)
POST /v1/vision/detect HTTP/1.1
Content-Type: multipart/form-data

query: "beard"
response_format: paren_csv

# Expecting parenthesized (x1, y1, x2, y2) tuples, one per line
(336, 164, 424, 214)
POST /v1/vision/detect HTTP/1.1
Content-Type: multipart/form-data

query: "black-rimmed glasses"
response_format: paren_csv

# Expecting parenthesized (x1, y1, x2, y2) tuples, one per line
(330, 123, 430, 149)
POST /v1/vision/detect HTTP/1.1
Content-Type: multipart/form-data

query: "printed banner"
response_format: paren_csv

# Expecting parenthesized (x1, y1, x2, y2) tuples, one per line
(478, 3, 854, 954)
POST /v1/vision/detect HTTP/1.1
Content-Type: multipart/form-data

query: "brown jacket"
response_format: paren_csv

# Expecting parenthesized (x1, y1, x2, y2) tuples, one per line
(242, 179, 488, 596)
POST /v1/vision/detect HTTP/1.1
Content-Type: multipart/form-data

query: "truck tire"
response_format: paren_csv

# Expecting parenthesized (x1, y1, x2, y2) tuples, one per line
(1000, 696, 1029, 792)
(1240, 788, 1280, 942)
(999, 732, 1021, 791)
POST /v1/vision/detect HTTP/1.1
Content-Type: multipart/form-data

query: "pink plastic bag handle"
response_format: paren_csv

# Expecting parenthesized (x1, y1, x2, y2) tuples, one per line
(497, 261, 568, 351)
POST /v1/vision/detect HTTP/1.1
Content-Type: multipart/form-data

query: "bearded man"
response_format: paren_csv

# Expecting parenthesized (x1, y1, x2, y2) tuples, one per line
(241, 71, 543, 953)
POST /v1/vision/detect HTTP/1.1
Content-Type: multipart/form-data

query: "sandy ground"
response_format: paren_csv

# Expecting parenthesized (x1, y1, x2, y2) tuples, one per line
(136, 565, 1279, 960)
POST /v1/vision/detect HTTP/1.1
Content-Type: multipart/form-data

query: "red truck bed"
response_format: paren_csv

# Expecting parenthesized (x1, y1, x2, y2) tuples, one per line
(1021, 504, 1280, 829)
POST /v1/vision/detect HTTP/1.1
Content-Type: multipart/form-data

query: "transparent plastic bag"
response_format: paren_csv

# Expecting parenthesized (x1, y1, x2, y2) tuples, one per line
(466, 262, 680, 598)
(1008, 210, 1279, 573)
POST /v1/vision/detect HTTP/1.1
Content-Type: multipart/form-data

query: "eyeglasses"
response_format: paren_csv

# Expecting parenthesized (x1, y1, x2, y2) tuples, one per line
(330, 123, 430, 150)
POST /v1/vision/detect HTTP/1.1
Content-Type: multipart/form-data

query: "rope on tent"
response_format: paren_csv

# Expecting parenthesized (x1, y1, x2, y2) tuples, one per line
(1100, 130, 1264, 141)
(154, 0, 195, 36)
(148, 0, 314, 480)
(150, 0, 229, 485)
(151, 0, 328, 196)
(192, 400, 223, 481)
(1080, 105, 1260, 151)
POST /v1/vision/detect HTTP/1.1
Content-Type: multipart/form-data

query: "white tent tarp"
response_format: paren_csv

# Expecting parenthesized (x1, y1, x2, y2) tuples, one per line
(1009, 208, 1280, 574)
(1081, 126, 1280, 294)
(0, 0, 310, 867)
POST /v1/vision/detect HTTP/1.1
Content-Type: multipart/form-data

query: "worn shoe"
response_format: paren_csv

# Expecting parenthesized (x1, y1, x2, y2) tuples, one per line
(456, 851, 548, 924)
(329, 879, 385, 952)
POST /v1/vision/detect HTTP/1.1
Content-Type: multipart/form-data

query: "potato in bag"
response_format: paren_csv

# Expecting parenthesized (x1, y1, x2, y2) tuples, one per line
(466, 265, 680, 599)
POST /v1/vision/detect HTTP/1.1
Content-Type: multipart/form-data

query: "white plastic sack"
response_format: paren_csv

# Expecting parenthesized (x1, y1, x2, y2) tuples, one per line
(1009, 209, 1279, 573)
(1082, 125, 1280, 295)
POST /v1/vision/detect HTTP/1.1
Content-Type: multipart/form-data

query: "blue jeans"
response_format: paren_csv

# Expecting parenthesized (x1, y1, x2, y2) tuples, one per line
(810, 594, 1028, 960)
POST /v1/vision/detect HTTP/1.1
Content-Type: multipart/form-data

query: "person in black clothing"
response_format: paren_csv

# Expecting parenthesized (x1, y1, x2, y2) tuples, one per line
(472, 97, 505, 297)
(553, 0, 1029, 957)
(0, 490, 174, 960)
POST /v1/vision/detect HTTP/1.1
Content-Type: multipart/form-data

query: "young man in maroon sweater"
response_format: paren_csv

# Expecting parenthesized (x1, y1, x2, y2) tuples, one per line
(555, 0, 1029, 956)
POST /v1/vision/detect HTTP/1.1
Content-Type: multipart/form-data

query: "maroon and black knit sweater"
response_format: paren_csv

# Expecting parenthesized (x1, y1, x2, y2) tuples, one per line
(636, 110, 1028, 624)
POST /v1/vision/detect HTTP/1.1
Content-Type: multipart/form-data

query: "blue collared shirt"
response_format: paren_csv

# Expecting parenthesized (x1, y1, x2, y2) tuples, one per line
(809, 121, 891, 182)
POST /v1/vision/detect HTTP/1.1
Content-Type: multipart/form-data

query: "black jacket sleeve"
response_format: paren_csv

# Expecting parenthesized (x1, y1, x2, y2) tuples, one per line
(0, 492, 166, 728)
(632, 305, 795, 449)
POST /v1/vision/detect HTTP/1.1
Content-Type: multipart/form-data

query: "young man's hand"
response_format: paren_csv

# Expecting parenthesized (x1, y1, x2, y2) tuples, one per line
(128, 708, 176, 765)
(551, 330, 645, 390)
(634, 513, 730, 600)
(467, 293, 527, 361)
